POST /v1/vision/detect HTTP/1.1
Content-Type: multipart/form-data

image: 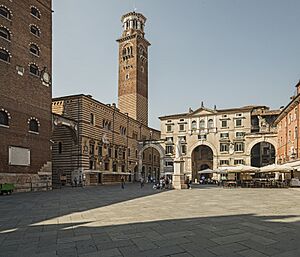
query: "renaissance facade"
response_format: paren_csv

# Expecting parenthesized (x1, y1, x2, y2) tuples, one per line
(159, 104, 280, 181)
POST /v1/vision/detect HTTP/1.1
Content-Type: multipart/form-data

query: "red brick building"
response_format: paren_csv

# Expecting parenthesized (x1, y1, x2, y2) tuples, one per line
(275, 81, 300, 177)
(0, 0, 52, 191)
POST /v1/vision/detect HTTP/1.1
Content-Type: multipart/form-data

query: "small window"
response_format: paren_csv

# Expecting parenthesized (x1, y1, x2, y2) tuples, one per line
(179, 124, 185, 131)
(199, 120, 205, 129)
(220, 160, 229, 166)
(220, 133, 229, 138)
(0, 110, 9, 126)
(58, 142, 62, 154)
(181, 145, 187, 154)
(198, 134, 207, 140)
(221, 120, 227, 128)
(29, 64, 39, 76)
(0, 6, 11, 20)
(30, 44, 40, 56)
(235, 119, 242, 127)
(0, 49, 10, 63)
(29, 119, 39, 132)
(90, 113, 94, 125)
(236, 132, 245, 138)
(166, 125, 172, 132)
(31, 7, 40, 19)
(30, 25, 40, 37)
(0, 27, 10, 41)
(208, 119, 214, 129)
(234, 142, 244, 152)
(165, 145, 173, 155)
(234, 159, 244, 165)
(191, 120, 197, 130)
(220, 143, 229, 152)
(98, 145, 102, 157)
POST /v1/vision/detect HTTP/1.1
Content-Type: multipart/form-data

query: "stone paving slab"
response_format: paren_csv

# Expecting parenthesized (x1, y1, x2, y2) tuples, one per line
(0, 184, 300, 257)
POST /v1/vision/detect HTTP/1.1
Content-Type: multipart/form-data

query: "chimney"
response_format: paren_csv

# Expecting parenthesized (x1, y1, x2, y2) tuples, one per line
(296, 80, 300, 95)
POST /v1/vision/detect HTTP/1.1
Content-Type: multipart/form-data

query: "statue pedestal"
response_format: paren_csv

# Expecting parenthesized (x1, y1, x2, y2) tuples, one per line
(173, 158, 187, 190)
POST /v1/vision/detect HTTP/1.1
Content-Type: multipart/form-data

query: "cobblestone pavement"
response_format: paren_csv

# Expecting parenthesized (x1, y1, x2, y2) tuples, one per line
(0, 184, 300, 257)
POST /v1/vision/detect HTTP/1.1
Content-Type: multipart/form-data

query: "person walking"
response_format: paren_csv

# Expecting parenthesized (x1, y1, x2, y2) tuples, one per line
(140, 177, 144, 188)
(121, 175, 125, 189)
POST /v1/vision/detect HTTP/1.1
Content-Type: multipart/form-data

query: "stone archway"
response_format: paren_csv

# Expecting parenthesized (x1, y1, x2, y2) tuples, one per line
(191, 145, 214, 181)
(138, 142, 165, 181)
(251, 142, 276, 168)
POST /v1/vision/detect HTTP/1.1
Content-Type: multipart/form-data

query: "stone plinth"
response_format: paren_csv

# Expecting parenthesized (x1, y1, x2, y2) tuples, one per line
(173, 159, 187, 190)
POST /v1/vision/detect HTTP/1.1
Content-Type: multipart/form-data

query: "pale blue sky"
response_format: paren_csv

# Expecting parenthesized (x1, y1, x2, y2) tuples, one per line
(53, 0, 300, 129)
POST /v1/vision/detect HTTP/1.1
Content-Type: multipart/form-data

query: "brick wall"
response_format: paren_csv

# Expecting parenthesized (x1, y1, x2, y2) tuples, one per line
(0, 0, 52, 191)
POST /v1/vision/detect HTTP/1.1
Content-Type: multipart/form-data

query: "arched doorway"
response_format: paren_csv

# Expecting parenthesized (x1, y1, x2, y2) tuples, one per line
(192, 145, 213, 180)
(251, 142, 275, 167)
(138, 143, 165, 181)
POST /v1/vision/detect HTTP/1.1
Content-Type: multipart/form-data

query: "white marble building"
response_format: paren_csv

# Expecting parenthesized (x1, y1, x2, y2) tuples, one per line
(159, 104, 280, 180)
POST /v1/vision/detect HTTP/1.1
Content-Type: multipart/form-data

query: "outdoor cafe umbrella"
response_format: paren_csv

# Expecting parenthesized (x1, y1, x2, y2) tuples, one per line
(216, 165, 259, 173)
(198, 168, 214, 174)
(259, 164, 294, 173)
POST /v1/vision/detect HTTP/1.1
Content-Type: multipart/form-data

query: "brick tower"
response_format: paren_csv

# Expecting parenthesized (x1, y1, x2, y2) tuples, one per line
(117, 12, 150, 126)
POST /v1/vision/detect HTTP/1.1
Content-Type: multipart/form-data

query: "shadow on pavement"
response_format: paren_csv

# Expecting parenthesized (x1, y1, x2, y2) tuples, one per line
(0, 212, 300, 257)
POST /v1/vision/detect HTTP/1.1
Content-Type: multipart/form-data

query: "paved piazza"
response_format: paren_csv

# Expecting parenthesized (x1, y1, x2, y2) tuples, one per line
(0, 185, 300, 257)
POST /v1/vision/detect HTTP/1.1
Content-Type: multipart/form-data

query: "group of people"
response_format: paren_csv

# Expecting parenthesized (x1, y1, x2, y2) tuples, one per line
(153, 176, 172, 190)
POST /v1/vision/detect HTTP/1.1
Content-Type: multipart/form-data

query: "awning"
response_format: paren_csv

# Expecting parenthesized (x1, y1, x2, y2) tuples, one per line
(259, 164, 294, 173)
(215, 165, 259, 173)
(198, 169, 214, 174)
(83, 170, 132, 175)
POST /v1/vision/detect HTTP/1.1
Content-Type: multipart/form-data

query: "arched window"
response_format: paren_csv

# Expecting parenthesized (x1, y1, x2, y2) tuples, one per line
(122, 44, 133, 61)
(191, 120, 197, 130)
(0, 110, 9, 126)
(30, 25, 40, 37)
(0, 27, 10, 41)
(29, 64, 39, 76)
(0, 6, 11, 20)
(200, 119, 205, 129)
(90, 113, 94, 125)
(29, 119, 39, 132)
(208, 119, 214, 129)
(31, 7, 40, 19)
(0, 49, 10, 63)
(30, 44, 39, 56)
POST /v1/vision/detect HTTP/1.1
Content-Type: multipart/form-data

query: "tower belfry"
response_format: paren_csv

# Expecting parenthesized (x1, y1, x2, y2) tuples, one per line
(117, 12, 150, 126)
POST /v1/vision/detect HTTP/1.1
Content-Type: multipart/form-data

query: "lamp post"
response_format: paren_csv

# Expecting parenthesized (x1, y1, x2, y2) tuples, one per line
(150, 130, 153, 179)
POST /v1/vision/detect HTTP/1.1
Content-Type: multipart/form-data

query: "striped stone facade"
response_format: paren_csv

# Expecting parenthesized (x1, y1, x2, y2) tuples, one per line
(52, 94, 160, 186)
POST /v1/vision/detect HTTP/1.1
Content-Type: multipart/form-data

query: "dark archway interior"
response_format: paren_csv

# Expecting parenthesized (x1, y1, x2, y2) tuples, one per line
(251, 142, 276, 167)
(192, 145, 213, 180)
